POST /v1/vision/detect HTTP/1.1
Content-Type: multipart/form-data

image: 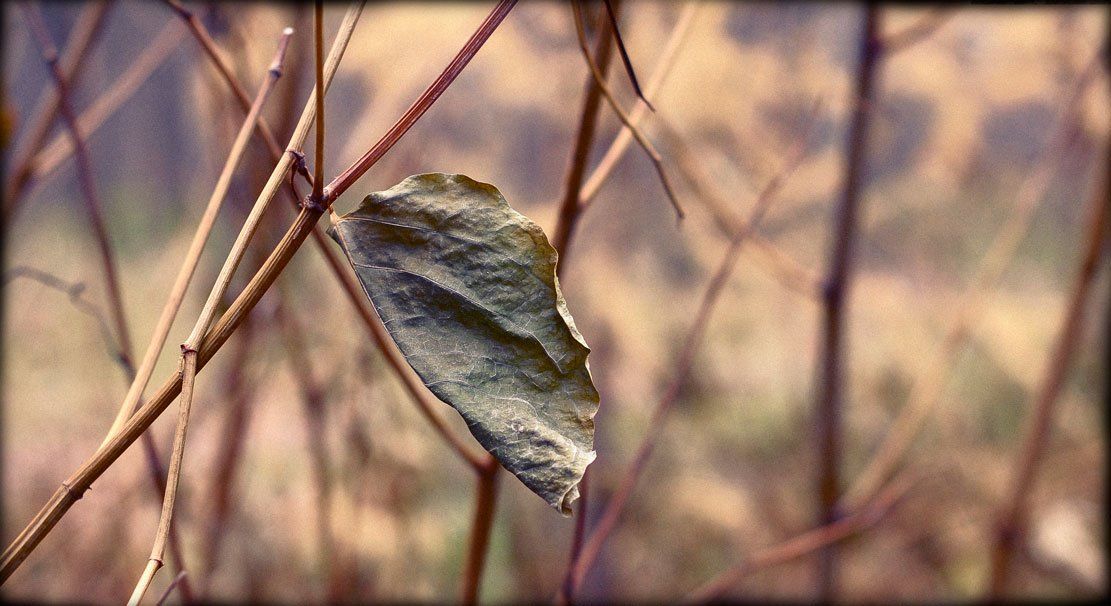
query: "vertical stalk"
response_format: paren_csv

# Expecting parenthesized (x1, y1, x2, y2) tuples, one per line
(814, 6, 880, 598)
(551, 1, 618, 264)
(986, 133, 1110, 598)
(461, 460, 501, 605)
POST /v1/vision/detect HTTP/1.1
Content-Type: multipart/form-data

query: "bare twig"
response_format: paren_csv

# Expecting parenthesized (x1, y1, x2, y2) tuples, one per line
(312, 0, 326, 204)
(569, 0, 683, 221)
(23, 18, 188, 206)
(4, 266, 122, 367)
(102, 27, 293, 444)
(14, 5, 194, 599)
(814, 8, 880, 596)
(3, 1, 112, 217)
(1, 0, 510, 583)
(563, 128, 815, 601)
(577, 1, 700, 209)
(462, 459, 501, 605)
(658, 112, 822, 299)
(881, 8, 954, 55)
(600, 0, 653, 110)
(986, 133, 1110, 598)
(685, 473, 918, 603)
(841, 52, 1103, 513)
(324, 0, 518, 202)
(124, 25, 298, 605)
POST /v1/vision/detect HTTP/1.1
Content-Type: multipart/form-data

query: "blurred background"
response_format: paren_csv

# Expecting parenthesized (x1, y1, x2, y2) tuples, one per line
(2, 1, 1107, 603)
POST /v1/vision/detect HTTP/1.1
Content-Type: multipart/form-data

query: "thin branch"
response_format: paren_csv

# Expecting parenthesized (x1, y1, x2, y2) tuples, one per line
(551, 0, 617, 268)
(986, 133, 1110, 598)
(840, 52, 1103, 513)
(462, 460, 501, 605)
(577, 0, 700, 209)
(600, 0, 653, 111)
(563, 129, 815, 601)
(4, 266, 122, 368)
(12, 8, 194, 595)
(1, 0, 510, 583)
(3, 0, 112, 217)
(550, 3, 618, 598)
(881, 8, 954, 55)
(312, 0, 326, 203)
(684, 472, 918, 603)
(155, 571, 190, 606)
(124, 24, 300, 605)
(21, 18, 188, 209)
(102, 27, 293, 444)
(569, 0, 683, 221)
(19, 0, 135, 387)
(325, 0, 518, 202)
(657, 111, 822, 300)
(814, 8, 880, 597)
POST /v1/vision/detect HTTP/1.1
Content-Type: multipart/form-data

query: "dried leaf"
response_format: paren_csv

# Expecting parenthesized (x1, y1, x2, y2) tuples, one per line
(329, 173, 599, 514)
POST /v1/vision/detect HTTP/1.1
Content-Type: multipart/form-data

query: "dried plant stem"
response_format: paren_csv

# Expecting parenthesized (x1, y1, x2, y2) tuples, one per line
(577, 1, 700, 209)
(126, 28, 294, 605)
(102, 28, 293, 444)
(19, 0, 135, 386)
(462, 460, 501, 604)
(658, 113, 822, 299)
(552, 0, 616, 269)
(814, 8, 880, 597)
(325, 0, 517, 201)
(23, 18, 188, 203)
(840, 53, 1102, 513)
(563, 136, 812, 601)
(986, 137, 1109, 598)
(1, 0, 509, 583)
(549, 3, 617, 598)
(684, 472, 917, 603)
(312, 0, 326, 202)
(569, 0, 683, 220)
(3, 0, 111, 216)
(880, 8, 953, 55)
(274, 291, 338, 597)
(166, 0, 485, 469)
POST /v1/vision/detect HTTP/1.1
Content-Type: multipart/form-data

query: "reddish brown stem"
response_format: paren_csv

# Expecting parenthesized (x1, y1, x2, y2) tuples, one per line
(986, 136, 1110, 598)
(563, 136, 812, 601)
(325, 0, 518, 201)
(814, 7, 880, 597)
(551, 1, 617, 274)
(0, 1, 514, 583)
(685, 473, 917, 603)
(3, 0, 112, 217)
(462, 460, 501, 604)
(14, 5, 193, 599)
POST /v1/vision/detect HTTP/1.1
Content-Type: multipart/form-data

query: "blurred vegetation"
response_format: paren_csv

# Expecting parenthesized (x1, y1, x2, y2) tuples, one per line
(2, 1, 1107, 603)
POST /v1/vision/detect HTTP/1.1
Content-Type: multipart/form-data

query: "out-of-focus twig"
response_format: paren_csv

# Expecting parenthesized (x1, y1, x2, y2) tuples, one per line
(814, 7, 880, 597)
(684, 472, 918, 603)
(15, 3, 194, 600)
(881, 8, 954, 55)
(841, 52, 1104, 514)
(577, 1, 700, 210)
(3, 1, 112, 218)
(551, 0, 616, 267)
(562, 121, 817, 602)
(986, 132, 1109, 598)
(658, 117, 822, 299)
(569, 0, 684, 221)
(22, 17, 188, 207)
